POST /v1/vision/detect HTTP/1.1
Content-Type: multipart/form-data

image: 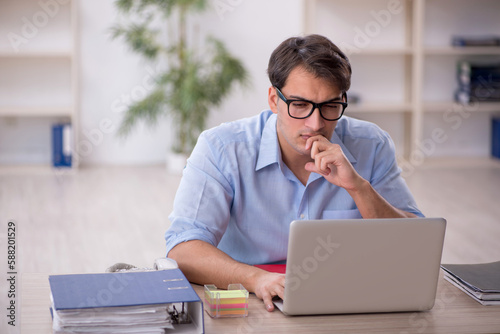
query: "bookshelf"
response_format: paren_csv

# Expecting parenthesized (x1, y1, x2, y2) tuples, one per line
(0, 0, 79, 167)
(303, 0, 500, 160)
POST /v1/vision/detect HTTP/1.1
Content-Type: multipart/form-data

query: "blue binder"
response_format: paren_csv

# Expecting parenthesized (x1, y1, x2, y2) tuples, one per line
(51, 123, 72, 167)
(493, 118, 500, 159)
(49, 269, 204, 332)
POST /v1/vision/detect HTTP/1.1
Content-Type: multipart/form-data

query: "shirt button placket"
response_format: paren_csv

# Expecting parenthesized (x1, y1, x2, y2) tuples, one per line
(297, 185, 308, 220)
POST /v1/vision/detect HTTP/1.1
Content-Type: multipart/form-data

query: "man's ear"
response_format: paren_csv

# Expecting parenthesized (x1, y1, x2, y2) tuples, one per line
(268, 86, 278, 114)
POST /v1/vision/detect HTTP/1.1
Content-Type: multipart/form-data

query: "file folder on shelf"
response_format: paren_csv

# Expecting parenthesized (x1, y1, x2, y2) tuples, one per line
(51, 123, 72, 167)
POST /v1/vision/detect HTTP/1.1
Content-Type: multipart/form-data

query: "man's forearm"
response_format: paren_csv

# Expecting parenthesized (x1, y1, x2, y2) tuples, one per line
(348, 179, 417, 219)
(168, 240, 265, 292)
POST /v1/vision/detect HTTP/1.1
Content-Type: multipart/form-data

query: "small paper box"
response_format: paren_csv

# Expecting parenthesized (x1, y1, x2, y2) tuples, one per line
(204, 284, 249, 318)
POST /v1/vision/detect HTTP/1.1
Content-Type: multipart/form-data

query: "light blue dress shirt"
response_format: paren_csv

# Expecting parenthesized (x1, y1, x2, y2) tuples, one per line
(165, 110, 423, 265)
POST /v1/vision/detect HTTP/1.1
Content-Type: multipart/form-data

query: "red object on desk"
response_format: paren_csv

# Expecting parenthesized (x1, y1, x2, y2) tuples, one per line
(254, 264, 286, 274)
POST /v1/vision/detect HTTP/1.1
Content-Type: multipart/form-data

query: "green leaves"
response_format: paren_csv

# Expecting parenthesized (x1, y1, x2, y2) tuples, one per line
(117, 88, 167, 138)
(115, 0, 134, 13)
(115, 0, 208, 17)
(112, 0, 248, 154)
(111, 23, 161, 60)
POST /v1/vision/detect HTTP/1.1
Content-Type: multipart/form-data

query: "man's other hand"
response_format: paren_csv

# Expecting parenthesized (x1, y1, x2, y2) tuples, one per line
(253, 272, 285, 312)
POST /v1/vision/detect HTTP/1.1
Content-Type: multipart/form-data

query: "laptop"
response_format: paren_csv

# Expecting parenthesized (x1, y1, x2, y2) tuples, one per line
(273, 217, 446, 315)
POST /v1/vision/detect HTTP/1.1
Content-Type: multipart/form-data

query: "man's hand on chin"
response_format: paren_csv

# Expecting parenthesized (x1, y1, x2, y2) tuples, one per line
(304, 135, 364, 191)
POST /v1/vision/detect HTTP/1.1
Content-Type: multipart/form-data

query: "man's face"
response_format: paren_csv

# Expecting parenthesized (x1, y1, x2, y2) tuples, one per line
(268, 66, 344, 161)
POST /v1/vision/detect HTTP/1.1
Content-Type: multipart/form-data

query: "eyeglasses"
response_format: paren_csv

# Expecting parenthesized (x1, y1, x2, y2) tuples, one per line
(275, 87, 348, 121)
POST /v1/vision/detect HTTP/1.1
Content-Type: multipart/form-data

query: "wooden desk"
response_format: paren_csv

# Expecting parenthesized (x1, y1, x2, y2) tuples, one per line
(20, 271, 500, 333)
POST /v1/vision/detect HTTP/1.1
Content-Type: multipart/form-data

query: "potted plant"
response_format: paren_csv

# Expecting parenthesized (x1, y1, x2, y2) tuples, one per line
(111, 0, 248, 171)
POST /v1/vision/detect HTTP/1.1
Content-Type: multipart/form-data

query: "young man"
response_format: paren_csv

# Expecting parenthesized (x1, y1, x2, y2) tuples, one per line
(165, 34, 423, 311)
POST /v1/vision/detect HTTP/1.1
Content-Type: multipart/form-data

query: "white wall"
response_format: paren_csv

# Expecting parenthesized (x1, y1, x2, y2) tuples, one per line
(0, 0, 304, 166)
(5, 0, 496, 165)
(77, 0, 304, 165)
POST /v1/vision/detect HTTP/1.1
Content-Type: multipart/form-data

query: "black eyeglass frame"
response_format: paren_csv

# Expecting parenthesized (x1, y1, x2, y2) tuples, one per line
(275, 86, 348, 121)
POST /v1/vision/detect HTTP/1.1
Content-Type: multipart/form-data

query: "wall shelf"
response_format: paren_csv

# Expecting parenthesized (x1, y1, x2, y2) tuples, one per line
(0, 106, 73, 117)
(0, 0, 79, 167)
(304, 0, 500, 160)
(349, 48, 413, 56)
(424, 102, 500, 114)
(424, 47, 500, 56)
(348, 103, 413, 113)
(0, 51, 73, 58)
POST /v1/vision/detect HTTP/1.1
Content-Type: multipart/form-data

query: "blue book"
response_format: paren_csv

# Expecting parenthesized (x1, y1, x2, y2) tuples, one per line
(452, 36, 500, 47)
(51, 124, 63, 167)
(493, 118, 500, 160)
(49, 269, 204, 333)
(51, 124, 72, 167)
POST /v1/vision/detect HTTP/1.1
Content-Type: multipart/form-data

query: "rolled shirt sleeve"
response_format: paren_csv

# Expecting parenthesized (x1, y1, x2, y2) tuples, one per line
(165, 130, 234, 256)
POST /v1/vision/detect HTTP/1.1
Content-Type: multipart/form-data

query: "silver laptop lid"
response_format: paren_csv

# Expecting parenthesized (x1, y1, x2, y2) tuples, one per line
(280, 218, 446, 315)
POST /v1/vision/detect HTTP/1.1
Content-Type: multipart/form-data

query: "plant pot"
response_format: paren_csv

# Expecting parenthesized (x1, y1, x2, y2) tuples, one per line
(166, 151, 188, 174)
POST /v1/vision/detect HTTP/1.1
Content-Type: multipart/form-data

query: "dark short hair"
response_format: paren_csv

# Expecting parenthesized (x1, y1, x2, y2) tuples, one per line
(267, 34, 351, 93)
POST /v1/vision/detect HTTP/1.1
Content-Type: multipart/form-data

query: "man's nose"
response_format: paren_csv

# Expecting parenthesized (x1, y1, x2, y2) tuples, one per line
(305, 107, 324, 131)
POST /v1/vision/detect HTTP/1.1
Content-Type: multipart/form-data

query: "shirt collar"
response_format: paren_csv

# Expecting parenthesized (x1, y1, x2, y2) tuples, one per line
(255, 114, 357, 171)
(256, 113, 280, 171)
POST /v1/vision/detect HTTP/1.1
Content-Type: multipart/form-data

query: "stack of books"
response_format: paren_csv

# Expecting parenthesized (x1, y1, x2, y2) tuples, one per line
(49, 269, 204, 333)
(452, 35, 500, 47)
(441, 261, 500, 306)
(455, 61, 500, 104)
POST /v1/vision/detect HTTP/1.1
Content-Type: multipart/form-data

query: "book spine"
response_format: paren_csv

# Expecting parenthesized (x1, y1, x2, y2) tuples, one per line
(62, 124, 72, 167)
(493, 118, 500, 159)
(52, 124, 63, 167)
(452, 36, 500, 47)
(52, 124, 72, 167)
(456, 62, 500, 103)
